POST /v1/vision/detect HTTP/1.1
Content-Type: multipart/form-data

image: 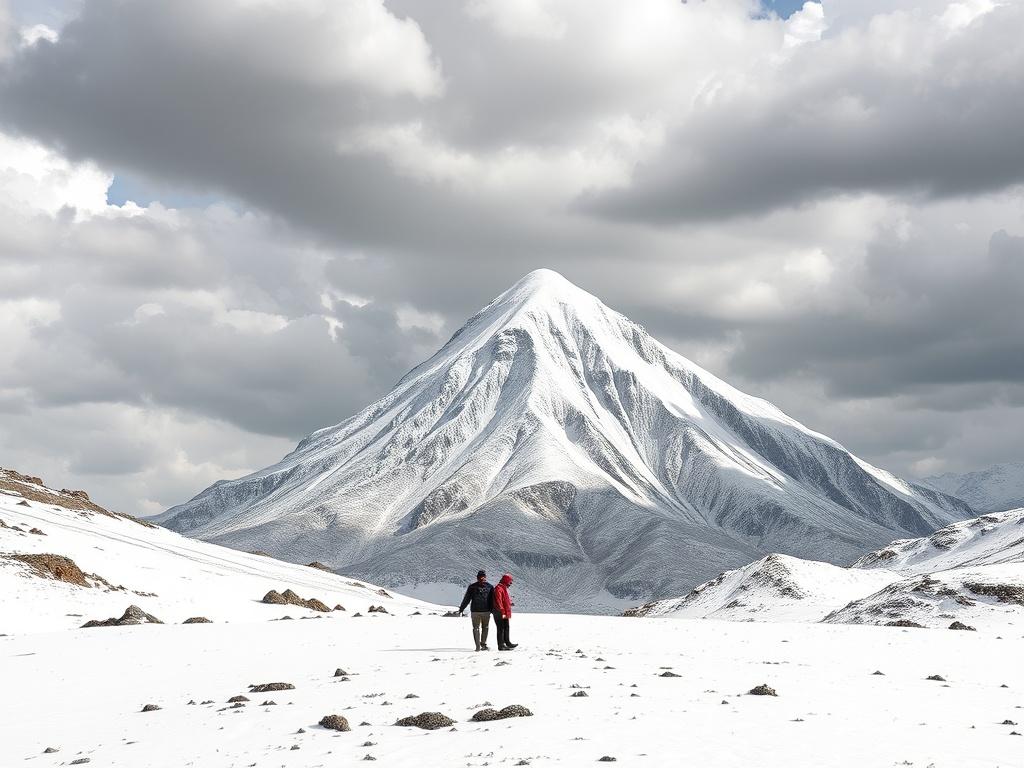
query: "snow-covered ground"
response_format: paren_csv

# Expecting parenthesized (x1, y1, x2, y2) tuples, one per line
(3, 473, 1024, 766)
(3, 613, 1023, 767)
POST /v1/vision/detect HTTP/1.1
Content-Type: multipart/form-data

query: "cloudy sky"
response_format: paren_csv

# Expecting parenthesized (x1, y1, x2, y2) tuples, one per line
(0, 0, 1021, 515)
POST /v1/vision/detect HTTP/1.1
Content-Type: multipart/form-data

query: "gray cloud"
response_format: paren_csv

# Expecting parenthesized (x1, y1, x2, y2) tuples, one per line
(0, 0, 1022, 515)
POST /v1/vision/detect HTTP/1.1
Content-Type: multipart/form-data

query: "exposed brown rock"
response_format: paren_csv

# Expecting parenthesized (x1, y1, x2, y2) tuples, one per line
(319, 714, 351, 731)
(394, 712, 455, 730)
(471, 705, 532, 721)
(748, 684, 777, 696)
(81, 605, 163, 628)
(141, 704, 161, 712)
(948, 621, 976, 631)
(306, 561, 333, 572)
(249, 682, 294, 693)
(183, 617, 213, 624)
(964, 582, 1024, 606)
(885, 619, 926, 628)
(6, 553, 90, 587)
(0, 468, 154, 528)
(261, 587, 331, 612)
(227, 695, 249, 703)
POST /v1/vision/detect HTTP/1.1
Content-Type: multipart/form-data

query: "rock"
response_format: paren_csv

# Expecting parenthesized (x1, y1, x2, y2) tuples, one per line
(404, 693, 419, 699)
(368, 605, 389, 614)
(69, 759, 90, 765)
(334, 668, 349, 677)
(926, 675, 946, 681)
(363, 756, 377, 761)
(361, 741, 377, 747)
(261, 700, 277, 706)
(43, 746, 59, 753)
(29, 527, 45, 535)
(964, 582, 1024, 606)
(948, 621, 976, 631)
(141, 704, 161, 712)
(296, 728, 306, 733)
(659, 671, 681, 678)
(353, 612, 363, 617)
(748, 684, 777, 696)
(261, 587, 331, 612)
(570, 691, 588, 698)
(306, 561, 333, 571)
(872, 670, 885, 676)
(394, 712, 456, 730)
(885, 619, 926, 628)
(227, 695, 250, 703)
(183, 617, 212, 624)
(249, 682, 295, 693)
(7, 553, 90, 587)
(262, 590, 288, 605)
(305, 598, 330, 612)
(334, 604, 346, 611)
(290, 745, 299, 750)
(471, 708, 502, 721)
(598, 757, 617, 762)
(319, 714, 351, 731)
(1001, 720, 1017, 726)
(81, 605, 162, 628)
(376, 588, 391, 598)
(61, 489, 90, 501)
(497, 705, 532, 718)
(442, 610, 461, 617)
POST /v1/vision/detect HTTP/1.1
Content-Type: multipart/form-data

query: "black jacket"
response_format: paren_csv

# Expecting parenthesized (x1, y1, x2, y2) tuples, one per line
(459, 580, 494, 613)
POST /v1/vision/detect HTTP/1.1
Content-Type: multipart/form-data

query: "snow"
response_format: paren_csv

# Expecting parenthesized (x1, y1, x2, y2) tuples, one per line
(4, 612, 1023, 766)
(3, 473, 1023, 767)
(156, 269, 972, 609)
(0, 487, 436, 633)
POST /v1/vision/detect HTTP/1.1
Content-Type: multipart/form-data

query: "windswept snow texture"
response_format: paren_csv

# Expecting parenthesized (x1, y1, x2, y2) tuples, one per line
(158, 269, 971, 609)
(0, 475, 435, 633)
(853, 507, 1024, 573)
(627, 554, 897, 622)
(924, 462, 1024, 514)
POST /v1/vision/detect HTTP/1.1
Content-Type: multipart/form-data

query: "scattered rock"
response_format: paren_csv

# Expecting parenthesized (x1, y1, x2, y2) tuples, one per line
(748, 684, 777, 696)
(1002, 720, 1017, 726)
(404, 693, 419, 699)
(334, 668, 349, 677)
(227, 695, 250, 703)
(81, 605, 163, 628)
(885, 619, 926, 628)
(363, 756, 377, 761)
(182, 617, 212, 624)
(319, 714, 351, 731)
(948, 621, 976, 631)
(353, 612, 363, 617)
(296, 728, 306, 734)
(470, 705, 533, 721)
(926, 675, 946, 682)
(29, 527, 45, 535)
(872, 671, 885, 676)
(394, 712, 455, 730)
(361, 741, 377, 747)
(333, 604, 346, 611)
(69, 759, 90, 765)
(376, 588, 391, 598)
(598, 757, 617, 762)
(43, 747, 59, 753)
(261, 700, 277, 706)
(6, 553, 90, 587)
(442, 610, 461, 617)
(368, 605, 389, 614)
(570, 691, 588, 698)
(290, 745, 299, 750)
(964, 582, 1024, 606)
(249, 682, 294, 693)
(261, 588, 330, 612)
(141, 704, 161, 712)
(659, 671, 681, 678)
(306, 561, 333, 572)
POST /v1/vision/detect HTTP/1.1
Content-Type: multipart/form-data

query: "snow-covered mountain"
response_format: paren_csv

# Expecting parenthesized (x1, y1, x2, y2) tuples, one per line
(157, 269, 971, 609)
(630, 507, 1024, 630)
(923, 462, 1024, 514)
(0, 468, 435, 633)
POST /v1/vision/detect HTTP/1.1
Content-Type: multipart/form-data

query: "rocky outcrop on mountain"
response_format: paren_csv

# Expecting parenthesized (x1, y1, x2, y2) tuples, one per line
(261, 589, 330, 612)
(81, 605, 163, 628)
(158, 270, 971, 608)
(4, 553, 91, 587)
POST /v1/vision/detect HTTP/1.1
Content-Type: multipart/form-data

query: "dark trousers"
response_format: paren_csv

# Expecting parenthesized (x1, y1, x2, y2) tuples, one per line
(494, 614, 511, 648)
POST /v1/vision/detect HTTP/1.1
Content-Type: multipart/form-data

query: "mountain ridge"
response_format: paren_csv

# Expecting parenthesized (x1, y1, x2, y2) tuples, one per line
(157, 269, 972, 609)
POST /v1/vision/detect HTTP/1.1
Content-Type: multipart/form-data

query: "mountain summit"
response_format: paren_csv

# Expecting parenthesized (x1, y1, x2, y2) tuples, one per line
(157, 270, 971, 610)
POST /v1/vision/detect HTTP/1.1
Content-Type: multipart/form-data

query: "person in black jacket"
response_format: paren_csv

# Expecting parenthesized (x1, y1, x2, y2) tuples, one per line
(458, 570, 494, 651)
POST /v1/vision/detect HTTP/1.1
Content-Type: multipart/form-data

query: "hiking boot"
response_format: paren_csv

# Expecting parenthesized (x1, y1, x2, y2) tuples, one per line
(480, 643, 490, 650)
(506, 643, 518, 649)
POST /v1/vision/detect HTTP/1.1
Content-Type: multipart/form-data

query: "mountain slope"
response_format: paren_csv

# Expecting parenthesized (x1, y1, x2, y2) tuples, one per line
(0, 468, 434, 633)
(157, 269, 971, 609)
(623, 554, 897, 622)
(923, 462, 1024, 514)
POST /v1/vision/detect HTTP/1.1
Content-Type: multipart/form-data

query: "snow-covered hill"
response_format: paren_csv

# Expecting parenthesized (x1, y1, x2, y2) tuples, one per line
(0, 469, 435, 633)
(923, 462, 1024, 514)
(158, 269, 971, 609)
(853, 507, 1024, 573)
(630, 508, 1024, 630)
(623, 554, 897, 622)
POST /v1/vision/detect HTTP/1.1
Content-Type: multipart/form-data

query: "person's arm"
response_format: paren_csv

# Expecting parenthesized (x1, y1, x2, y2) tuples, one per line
(458, 585, 473, 614)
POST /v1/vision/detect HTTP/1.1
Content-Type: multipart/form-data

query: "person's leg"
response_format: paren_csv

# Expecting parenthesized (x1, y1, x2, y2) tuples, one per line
(505, 618, 516, 648)
(478, 612, 490, 648)
(471, 613, 482, 650)
(496, 616, 510, 649)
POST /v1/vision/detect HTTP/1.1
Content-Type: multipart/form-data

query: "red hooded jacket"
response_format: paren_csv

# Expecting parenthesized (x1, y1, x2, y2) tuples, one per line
(493, 573, 513, 618)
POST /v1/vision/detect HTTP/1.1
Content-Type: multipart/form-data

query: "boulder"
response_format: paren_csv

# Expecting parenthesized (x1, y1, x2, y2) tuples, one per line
(394, 712, 455, 730)
(319, 714, 351, 732)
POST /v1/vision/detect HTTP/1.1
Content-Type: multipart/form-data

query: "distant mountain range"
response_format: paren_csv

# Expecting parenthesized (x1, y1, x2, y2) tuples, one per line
(923, 462, 1024, 514)
(156, 269, 972, 610)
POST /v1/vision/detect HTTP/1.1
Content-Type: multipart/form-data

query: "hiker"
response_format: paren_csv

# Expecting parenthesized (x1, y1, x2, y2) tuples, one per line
(458, 569, 494, 651)
(492, 573, 517, 651)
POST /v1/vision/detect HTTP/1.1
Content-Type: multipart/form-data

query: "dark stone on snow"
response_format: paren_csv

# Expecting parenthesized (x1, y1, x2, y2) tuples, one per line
(141, 704, 161, 712)
(748, 684, 777, 696)
(394, 712, 455, 730)
(249, 682, 294, 693)
(319, 714, 351, 731)
(948, 621, 976, 631)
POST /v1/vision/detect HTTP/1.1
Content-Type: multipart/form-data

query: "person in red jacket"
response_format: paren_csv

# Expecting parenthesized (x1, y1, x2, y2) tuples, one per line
(492, 573, 517, 650)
